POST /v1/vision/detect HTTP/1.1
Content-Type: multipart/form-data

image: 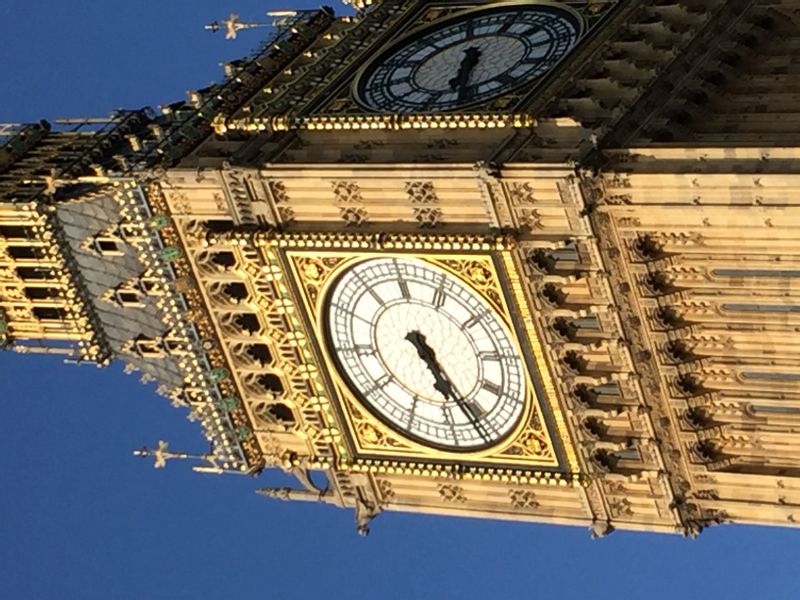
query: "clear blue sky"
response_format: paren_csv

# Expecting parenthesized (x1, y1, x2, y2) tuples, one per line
(1, 2, 798, 599)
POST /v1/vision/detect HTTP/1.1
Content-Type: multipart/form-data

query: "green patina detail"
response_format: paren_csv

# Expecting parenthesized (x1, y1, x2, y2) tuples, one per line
(160, 246, 181, 262)
(149, 215, 170, 230)
(235, 426, 252, 441)
(209, 367, 229, 382)
(219, 396, 239, 411)
(0, 320, 8, 334)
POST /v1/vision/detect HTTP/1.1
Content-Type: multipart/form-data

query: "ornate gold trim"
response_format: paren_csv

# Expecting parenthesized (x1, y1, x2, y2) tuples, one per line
(220, 113, 537, 134)
(500, 250, 581, 473)
(278, 237, 574, 473)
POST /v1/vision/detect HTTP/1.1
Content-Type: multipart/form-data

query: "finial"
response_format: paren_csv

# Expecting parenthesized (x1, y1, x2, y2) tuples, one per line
(204, 13, 272, 40)
(133, 439, 173, 468)
(133, 440, 230, 474)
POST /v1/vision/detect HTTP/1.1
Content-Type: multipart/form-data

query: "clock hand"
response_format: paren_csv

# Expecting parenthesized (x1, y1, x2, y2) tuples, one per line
(448, 46, 482, 100)
(405, 331, 492, 443)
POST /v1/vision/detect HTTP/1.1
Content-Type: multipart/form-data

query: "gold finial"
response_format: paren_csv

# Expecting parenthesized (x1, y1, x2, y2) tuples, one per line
(204, 13, 271, 40)
(133, 440, 227, 474)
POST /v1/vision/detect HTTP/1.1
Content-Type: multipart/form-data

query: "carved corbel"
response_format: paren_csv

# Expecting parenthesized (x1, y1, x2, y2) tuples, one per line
(590, 519, 615, 539)
(354, 487, 382, 537)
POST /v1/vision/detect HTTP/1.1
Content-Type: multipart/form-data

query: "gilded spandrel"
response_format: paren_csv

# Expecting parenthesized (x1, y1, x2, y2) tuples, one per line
(3, 0, 800, 538)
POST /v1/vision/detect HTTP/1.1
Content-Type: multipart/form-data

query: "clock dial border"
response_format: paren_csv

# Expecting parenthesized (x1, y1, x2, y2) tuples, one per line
(352, 1, 586, 114)
(323, 256, 529, 453)
(282, 244, 575, 473)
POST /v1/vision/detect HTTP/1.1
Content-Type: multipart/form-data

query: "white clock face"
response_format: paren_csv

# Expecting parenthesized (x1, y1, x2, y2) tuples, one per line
(355, 3, 583, 113)
(326, 257, 526, 451)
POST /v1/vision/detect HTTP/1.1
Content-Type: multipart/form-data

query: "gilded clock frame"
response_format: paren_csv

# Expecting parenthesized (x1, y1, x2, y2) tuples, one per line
(275, 232, 578, 477)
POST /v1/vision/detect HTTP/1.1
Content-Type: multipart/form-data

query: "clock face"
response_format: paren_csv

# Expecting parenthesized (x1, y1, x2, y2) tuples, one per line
(355, 3, 583, 113)
(325, 257, 527, 451)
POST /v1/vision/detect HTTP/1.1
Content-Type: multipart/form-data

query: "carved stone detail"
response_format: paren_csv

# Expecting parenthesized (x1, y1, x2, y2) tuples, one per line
(509, 489, 539, 509)
(413, 206, 443, 228)
(438, 484, 467, 503)
(405, 181, 437, 204)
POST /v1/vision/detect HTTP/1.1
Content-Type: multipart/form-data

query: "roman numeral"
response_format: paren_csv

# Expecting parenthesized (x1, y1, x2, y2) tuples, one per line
(463, 312, 486, 328)
(495, 72, 517, 87)
(482, 380, 501, 395)
(407, 395, 420, 427)
(466, 401, 486, 419)
(464, 20, 475, 39)
(335, 344, 373, 354)
(433, 286, 446, 308)
(365, 375, 392, 396)
(398, 279, 411, 299)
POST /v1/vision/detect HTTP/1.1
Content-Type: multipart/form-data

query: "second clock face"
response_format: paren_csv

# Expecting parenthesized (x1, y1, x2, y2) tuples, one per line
(355, 3, 583, 113)
(325, 257, 526, 451)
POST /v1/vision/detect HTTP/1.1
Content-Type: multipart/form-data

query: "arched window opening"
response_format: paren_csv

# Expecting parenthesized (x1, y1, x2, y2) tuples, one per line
(572, 384, 599, 408)
(665, 340, 695, 364)
(551, 317, 577, 341)
(654, 306, 684, 329)
(552, 316, 600, 342)
(581, 417, 608, 440)
(133, 336, 164, 358)
(562, 351, 588, 375)
(266, 402, 295, 425)
(7, 246, 46, 260)
(138, 277, 160, 295)
(572, 382, 624, 409)
(235, 313, 260, 335)
(223, 282, 248, 303)
(16, 267, 53, 281)
(212, 251, 236, 270)
(527, 248, 556, 274)
(682, 407, 714, 430)
(247, 344, 272, 366)
(592, 449, 618, 473)
(675, 373, 704, 397)
(0, 225, 31, 240)
(540, 283, 566, 308)
(253, 401, 296, 428)
(256, 374, 284, 395)
(205, 220, 234, 233)
(24, 287, 59, 301)
(117, 289, 144, 307)
(33, 306, 66, 321)
(92, 237, 124, 256)
(643, 271, 674, 296)
(692, 440, 723, 464)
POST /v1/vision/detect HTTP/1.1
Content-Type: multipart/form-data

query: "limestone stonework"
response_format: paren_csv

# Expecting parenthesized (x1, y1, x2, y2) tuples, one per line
(3, 1, 800, 536)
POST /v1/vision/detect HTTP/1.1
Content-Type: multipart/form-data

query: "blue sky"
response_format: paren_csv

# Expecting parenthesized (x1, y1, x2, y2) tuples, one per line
(2, 1, 799, 599)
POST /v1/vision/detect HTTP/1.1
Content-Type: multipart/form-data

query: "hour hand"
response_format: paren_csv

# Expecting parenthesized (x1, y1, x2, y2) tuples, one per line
(405, 331, 455, 398)
(405, 330, 435, 364)
(448, 46, 482, 98)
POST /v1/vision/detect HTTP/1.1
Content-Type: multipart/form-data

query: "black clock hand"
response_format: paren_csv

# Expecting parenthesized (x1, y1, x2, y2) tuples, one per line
(405, 331, 492, 443)
(405, 331, 453, 398)
(448, 46, 482, 100)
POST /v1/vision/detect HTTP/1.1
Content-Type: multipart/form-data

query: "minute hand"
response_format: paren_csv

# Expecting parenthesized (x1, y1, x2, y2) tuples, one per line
(404, 331, 492, 443)
(448, 46, 482, 100)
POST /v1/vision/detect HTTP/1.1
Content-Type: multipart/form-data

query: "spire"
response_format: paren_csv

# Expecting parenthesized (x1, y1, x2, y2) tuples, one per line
(204, 13, 272, 40)
(133, 440, 237, 475)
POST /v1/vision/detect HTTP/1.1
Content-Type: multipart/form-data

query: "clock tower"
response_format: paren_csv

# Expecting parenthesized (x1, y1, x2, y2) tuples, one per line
(4, 0, 800, 537)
